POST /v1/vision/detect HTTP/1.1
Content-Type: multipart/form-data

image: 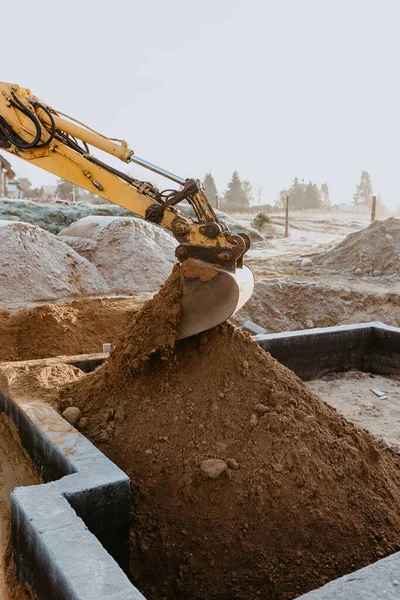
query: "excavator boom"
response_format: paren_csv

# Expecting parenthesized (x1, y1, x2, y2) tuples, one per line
(0, 82, 254, 338)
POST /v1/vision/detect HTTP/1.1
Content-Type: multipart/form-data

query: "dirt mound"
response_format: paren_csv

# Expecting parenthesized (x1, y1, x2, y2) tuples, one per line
(0, 361, 83, 407)
(315, 218, 400, 276)
(0, 222, 109, 303)
(235, 281, 400, 331)
(60, 216, 178, 293)
(62, 266, 400, 600)
(0, 298, 143, 362)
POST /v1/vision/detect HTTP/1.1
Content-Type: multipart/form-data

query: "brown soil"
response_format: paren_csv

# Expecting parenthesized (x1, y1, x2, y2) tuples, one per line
(61, 265, 400, 600)
(235, 281, 400, 331)
(0, 361, 84, 408)
(0, 413, 39, 599)
(0, 297, 143, 361)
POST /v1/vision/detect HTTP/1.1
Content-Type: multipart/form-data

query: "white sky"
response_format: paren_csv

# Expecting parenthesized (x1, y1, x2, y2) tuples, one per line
(1, 0, 400, 208)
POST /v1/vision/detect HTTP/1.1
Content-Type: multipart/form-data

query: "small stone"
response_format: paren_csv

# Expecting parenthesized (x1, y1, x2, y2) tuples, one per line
(386, 233, 393, 240)
(300, 258, 313, 269)
(272, 463, 283, 472)
(218, 392, 225, 399)
(61, 407, 82, 426)
(242, 360, 249, 370)
(304, 414, 316, 423)
(200, 459, 228, 479)
(305, 319, 314, 329)
(372, 269, 382, 277)
(77, 416, 89, 430)
(249, 413, 259, 427)
(253, 403, 269, 414)
(354, 268, 363, 276)
(226, 458, 240, 470)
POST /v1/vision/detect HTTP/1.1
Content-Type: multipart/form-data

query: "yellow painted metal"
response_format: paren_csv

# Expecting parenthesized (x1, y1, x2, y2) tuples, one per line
(0, 81, 255, 338)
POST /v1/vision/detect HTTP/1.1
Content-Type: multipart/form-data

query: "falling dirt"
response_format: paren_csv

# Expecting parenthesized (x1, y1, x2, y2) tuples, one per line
(60, 264, 400, 600)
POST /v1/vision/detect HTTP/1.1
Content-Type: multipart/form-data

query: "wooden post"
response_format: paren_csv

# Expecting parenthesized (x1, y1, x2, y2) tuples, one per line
(285, 195, 290, 237)
(371, 195, 377, 223)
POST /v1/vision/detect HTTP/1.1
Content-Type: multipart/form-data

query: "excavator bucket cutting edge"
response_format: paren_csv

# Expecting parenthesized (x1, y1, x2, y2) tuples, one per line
(177, 259, 254, 340)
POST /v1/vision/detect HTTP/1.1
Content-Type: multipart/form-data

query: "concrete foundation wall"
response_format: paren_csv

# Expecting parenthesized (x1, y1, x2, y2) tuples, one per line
(0, 390, 143, 599)
(255, 322, 400, 380)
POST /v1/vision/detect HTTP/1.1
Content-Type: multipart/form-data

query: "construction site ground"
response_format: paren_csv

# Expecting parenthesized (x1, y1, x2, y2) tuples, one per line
(0, 209, 400, 599)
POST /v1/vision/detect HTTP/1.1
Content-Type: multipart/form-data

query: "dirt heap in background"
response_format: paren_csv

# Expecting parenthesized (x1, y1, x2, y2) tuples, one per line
(0, 360, 84, 407)
(315, 217, 400, 275)
(234, 281, 400, 331)
(62, 265, 400, 600)
(0, 222, 109, 303)
(0, 298, 143, 361)
(60, 216, 178, 293)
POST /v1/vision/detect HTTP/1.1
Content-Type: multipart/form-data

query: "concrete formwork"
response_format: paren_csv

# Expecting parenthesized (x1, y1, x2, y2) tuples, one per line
(1, 321, 400, 599)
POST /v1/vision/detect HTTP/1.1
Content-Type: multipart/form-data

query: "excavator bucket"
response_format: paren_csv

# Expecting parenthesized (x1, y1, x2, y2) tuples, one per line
(178, 259, 254, 340)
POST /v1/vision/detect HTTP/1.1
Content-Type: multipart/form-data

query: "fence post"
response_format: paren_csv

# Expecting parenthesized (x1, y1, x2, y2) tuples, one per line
(285, 195, 290, 237)
(371, 195, 377, 223)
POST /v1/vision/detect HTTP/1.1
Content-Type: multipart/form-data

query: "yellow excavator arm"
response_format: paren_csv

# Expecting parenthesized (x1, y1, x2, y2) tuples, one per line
(0, 82, 254, 338)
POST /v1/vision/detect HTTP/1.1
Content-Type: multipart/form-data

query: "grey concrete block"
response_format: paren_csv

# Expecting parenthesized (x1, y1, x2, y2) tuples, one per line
(298, 551, 400, 599)
(1, 394, 138, 599)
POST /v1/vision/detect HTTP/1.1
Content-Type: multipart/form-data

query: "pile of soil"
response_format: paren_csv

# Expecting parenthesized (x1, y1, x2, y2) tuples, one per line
(0, 298, 143, 361)
(60, 216, 178, 293)
(62, 266, 400, 600)
(0, 222, 109, 303)
(315, 217, 400, 276)
(235, 281, 400, 331)
(0, 361, 84, 407)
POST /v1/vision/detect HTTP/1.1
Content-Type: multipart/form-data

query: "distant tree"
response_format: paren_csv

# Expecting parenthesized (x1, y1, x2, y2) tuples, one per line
(304, 181, 322, 209)
(242, 180, 254, 206)
(275, 189, 289, 209)
(202, 172, 218, 208)
(288, 177, 306, 210)
(320, 183, 331, 209)
(56, 178, 74, 200)
(221, 171, 249, 213)
(353, 171, 373, 206)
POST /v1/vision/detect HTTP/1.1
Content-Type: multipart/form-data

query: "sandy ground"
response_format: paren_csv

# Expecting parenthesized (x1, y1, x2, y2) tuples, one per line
(307, 373, 400, 449)
(0, 413, 39, 598)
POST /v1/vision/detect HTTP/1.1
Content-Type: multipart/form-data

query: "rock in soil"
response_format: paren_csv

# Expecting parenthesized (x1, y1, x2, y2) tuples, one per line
(61, 407, 82, 426)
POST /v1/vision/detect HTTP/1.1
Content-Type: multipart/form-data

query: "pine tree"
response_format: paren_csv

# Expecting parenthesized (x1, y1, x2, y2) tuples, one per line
(320, 183, 331, 209)
(202, 173, 218, 208)
(353, 171, 373, 206)
(303, 182, 321, 209)
(221, 171, 249, 213)
(242, 180, 253, 206)
(288, 177, 306, 210)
